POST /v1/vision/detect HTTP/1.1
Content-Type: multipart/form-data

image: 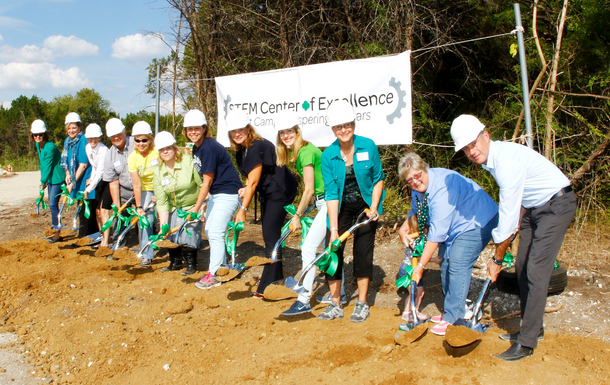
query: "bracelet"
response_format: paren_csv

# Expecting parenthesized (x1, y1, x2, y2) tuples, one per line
(417, 262, 426, 270)
(330, 227, 338, 231)
(294, 212, 301, 217)
(136, 206, 142, 209)
(492, 258, 503, 266)
(240, 204, 248, 212)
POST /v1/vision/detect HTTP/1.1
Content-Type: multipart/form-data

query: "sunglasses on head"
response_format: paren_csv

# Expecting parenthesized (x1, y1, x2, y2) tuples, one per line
(134, 138, 149, 143)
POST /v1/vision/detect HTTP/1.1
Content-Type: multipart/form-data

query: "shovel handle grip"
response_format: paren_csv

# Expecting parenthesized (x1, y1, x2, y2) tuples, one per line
(117, 200, 131, 214)
(411, 257, 419, 281)
(338, 231, 351, 243)
(166, 225, 182, 236)
(408, 232, 419, 239)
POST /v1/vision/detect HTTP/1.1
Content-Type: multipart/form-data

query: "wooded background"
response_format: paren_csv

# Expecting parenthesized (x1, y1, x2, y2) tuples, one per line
(2, 0, 608, 219)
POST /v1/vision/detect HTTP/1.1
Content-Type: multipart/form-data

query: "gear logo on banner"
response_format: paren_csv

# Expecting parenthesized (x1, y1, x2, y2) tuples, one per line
(223, 95, 232, 119)
(386, 77, 407, 124)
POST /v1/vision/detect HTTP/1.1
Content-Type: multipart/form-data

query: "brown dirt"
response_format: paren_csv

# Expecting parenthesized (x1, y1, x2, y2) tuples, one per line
(153, 240, 180, 249)
(29, 213, 40, 218)
(44, 228, 56, 237)
(445, 325, 482, 347)
(244, 256, 272, 267)
(76, 237, 93, 247)
(395, 323, 428, 345)
(263, 284, 297, 301)
(217, 269, 239, 282)
(216, 267, 230, 276)
(1, 202, 610, 384)
(94, 246, 113, 257)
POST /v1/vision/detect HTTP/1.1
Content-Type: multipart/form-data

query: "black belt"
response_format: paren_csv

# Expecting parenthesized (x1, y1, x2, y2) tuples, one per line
(314, 194, 325, 201)
(550, 185, 572, 201)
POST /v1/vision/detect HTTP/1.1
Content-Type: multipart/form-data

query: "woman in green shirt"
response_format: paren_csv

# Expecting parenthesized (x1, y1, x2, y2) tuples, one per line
(152, 131, 203, 275)
(275, 114, 328, 316)
(32, 119, 66, 241)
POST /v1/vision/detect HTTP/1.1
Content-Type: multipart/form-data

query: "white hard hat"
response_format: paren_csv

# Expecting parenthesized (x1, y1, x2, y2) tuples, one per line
(65, 112, 81, 125)
(84, 123, 103, 138)
(274, 112, 299, 132)
(106, 118, 125, 137)
(154, 131, 176, 150)
(132, 121, 153, 136)
(183, 110, 207, 127)
(225, 110, 250, 131)
(327, 100, 355, 128)
(31, 119, 47, 134)
(450, 114, 486, 152)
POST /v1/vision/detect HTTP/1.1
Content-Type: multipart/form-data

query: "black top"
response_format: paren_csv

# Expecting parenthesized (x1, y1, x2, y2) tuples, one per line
(342, 164, 365, 204)
(192, 137, 242, 195)
(236, 138, 297, 200)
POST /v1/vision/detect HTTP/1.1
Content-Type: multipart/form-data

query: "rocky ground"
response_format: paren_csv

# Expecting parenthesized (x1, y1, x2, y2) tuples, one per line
(0, 171, 609, 384)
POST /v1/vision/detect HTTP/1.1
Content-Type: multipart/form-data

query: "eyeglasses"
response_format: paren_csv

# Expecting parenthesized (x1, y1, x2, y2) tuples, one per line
(32, 133, 44, 137)
(332, 123, 353, 131)
(406, 171, 423, 185)
(134, 138, 149, 143)
(278, 129, 295, 137)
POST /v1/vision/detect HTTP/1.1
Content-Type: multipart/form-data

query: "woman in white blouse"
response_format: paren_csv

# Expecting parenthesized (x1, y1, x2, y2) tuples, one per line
(84, 123, 109, 234)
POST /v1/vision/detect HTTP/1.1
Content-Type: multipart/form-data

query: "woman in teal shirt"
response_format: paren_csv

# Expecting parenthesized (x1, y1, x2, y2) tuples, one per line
(32, 119, 66, 242)
(319, 100, 385, 323)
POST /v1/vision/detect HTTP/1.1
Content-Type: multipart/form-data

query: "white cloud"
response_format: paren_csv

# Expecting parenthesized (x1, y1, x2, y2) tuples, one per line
(0, 35, 3, 42)
(0, 16, 29, 29)
(43, 35, 99, 57)
(2, 101, 11, 109)
(0, 35, 98, 63)
(159, 98, 185, 114)
(111, 33, 170, 61)
(0, 62, 92, 90)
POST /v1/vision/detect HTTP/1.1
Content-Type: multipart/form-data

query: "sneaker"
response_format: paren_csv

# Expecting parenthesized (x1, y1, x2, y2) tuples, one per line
(318, 303, 344, 320)
(402, 310, 430, 323)
(430, 321, 450, 336)
(350, 301, 370, 323)
(195, 273, 221, 290)
(140, 259, 152, 267)
(499, 328, 545, 342)
(316, 293, 348, 305)
(431, 314, 444, 323)
(282, 300, 313, 316)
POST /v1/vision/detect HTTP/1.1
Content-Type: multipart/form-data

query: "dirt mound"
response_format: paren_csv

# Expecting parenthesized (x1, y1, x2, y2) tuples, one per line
(245, 256, 272, 266)
(153, 240, 180, 249)
(263, 284, 297, 300)
(445, 324, 482, 347)
(395, 323, 428, 345)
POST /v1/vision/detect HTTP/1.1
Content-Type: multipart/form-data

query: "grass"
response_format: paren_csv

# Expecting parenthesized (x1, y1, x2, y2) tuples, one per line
(0, 155, 40, 172)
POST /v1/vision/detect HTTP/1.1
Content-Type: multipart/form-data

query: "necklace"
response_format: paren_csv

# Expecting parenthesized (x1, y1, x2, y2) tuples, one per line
(340, 146, 354, 162)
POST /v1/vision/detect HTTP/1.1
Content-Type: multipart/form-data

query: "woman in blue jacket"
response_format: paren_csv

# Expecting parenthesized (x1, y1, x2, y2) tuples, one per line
(319, 100, 385, 323)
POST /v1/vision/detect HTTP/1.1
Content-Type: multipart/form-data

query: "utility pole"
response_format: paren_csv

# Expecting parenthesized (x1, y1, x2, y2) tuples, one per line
(155, 64, 161, 135)
(514, 3, 533, 149)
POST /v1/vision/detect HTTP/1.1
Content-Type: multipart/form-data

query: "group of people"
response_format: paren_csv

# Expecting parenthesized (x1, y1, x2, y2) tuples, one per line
(32, 102, 575, 362)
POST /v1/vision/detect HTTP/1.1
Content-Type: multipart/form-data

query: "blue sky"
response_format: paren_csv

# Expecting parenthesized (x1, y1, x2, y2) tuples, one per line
(0, 0, 177, 116)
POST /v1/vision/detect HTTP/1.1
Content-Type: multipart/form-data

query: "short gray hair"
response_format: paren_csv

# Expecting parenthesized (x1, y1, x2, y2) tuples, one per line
(398, 152, 429, 181)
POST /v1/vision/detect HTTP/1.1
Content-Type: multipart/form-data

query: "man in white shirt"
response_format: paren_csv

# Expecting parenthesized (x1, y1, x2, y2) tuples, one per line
(451, 114, 576, 362)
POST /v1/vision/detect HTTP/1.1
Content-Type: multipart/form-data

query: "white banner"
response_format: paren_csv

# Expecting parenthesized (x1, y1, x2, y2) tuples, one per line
(215, 51, 412, 147)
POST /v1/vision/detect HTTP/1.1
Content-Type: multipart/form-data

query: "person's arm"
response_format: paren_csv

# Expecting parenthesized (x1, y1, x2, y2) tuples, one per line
(291, 165, 316, 231)
(412, 241, 440, 282)
(68, 163, 87, 193)
(367, 179, 383, 220)
(130, 171, 144, 214)
(39, 144, 53, 187)
(109, 180, 121, 207)
(86, 148, 107, 194)
(235, 164, 262, 224)
(326, 199, 340, 244)
(191, 173, 214, 214)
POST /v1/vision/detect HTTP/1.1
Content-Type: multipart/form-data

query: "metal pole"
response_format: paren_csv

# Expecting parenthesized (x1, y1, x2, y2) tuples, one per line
(155, 64, 161, 135)
(514, 3, 533, 149)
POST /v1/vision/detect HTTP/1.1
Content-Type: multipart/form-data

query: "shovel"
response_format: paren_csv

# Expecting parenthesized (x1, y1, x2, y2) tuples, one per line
(394, 256, 429, 344)
(216, 221, 246, 283)
(285, 209, 378, 294)
(137, 215, 200, 259)
(33, 189, 48, 218)
(95, 202, 156, 257)
(73, 196, 135, 247)
(445, 276, 492, 348)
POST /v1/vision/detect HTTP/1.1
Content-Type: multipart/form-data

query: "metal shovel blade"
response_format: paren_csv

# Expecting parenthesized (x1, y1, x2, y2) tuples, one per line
(284, 276, 305, 294)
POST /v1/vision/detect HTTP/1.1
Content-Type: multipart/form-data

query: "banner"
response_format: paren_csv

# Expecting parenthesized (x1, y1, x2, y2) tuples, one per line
(215, 51, 412, 147)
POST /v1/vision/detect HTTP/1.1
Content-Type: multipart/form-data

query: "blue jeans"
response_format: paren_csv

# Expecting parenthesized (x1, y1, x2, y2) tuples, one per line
(439, 213, 498, 324)
(138, 190, 156, 260)
(47, 183, 64, 230)
(205, 193, 240, 275)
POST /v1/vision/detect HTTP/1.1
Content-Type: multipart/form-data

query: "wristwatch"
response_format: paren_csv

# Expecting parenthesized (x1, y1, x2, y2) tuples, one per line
(417, 262, 426, 270)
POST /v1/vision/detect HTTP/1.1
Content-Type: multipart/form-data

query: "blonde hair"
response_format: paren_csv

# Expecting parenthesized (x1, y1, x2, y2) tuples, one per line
(228, 124, 263, 151)
(160, 144, 183, 164)
(135, 134, 155, 154)
(65, 122, 82, 131)
(398, 152, 429, 181)
(275, 125, 308, 166)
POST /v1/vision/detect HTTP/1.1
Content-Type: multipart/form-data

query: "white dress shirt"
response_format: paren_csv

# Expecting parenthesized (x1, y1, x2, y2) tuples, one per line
(483, 140, 570, 243)
(85, 142, 109, 194)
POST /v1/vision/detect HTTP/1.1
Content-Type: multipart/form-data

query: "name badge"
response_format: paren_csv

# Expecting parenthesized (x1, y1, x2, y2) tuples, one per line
(161, 178, 170, 186)
(150, 159, 159, 167)
(113, 160, 121, 168)
(356, 152, 369, 162)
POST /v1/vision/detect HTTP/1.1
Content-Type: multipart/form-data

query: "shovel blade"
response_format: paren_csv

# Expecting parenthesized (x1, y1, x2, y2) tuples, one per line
(285, 276, 305, 294)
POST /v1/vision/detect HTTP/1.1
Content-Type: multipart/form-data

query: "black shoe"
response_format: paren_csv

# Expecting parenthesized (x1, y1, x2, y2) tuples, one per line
(160, 249, 183, 272)
(493, 343, 534, 362)
(499, 328, 544, 342)
(181, 249, 198, 276)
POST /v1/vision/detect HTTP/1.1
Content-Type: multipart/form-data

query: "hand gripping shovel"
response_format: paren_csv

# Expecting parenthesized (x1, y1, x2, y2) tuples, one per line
(137, 212, 201, 259)
(285, 209, 378, 294)
(444, 276, 492, 348)
(33, 189, 48, 218)
(216, 221, 245, 283)
(74, 196, 135, 247)
(95, 202, 156, 257)
(394, 256, 429, 345)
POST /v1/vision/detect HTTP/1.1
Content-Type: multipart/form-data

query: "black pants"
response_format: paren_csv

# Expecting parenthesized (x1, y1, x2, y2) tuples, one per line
(255, 195, 293, 294)
(325, 199, 377, 281)
(78, 198, 98, 237)
(516, 191, 576, 348)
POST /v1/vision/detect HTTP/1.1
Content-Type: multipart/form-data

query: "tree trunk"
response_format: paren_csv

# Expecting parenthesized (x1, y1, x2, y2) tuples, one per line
(570, 125, 610, 185)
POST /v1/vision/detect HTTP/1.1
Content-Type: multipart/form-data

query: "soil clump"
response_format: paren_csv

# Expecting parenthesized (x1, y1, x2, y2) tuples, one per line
(445, 324, 483, 347)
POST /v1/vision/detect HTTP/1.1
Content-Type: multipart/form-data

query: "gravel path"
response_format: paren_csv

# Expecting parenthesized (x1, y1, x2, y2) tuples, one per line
(0, 172, 41, 210)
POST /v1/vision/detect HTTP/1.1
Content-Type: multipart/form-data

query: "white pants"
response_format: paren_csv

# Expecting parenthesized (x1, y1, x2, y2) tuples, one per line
(298, 198, 327, 304)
